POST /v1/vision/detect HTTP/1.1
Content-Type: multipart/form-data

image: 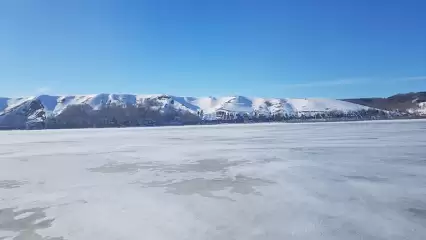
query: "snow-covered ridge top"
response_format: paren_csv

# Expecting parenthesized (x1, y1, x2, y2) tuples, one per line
(0, 94, 370, 117)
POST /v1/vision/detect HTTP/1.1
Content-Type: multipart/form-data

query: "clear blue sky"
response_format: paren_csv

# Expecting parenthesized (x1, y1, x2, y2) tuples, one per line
(0, 0, 425, 98)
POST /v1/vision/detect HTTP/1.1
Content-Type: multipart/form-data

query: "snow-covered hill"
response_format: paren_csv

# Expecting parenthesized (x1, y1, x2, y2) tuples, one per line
(1, 94, 369, 117)
(0, 93, 376, 129)
(344, 92, 426, 115)
(0, 97, 46, 129)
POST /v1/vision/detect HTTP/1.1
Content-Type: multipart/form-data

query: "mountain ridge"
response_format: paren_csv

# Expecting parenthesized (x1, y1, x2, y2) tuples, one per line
(1, 92, 424, 129)
(343, 92, 426, 115)
(1, 93, 370, 115)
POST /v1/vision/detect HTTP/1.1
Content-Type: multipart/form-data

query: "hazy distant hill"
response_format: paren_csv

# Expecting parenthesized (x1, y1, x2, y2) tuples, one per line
(343, 92, 426, 114)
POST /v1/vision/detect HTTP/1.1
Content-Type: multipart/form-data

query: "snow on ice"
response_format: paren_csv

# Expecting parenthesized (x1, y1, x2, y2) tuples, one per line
(0, 120, 426, 239)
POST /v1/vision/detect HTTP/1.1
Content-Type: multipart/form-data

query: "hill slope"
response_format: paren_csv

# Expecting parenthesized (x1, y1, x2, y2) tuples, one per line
(0, 94, 373, 129)
(343, 92, 426, 115)
(0, 97, 46, 129)
(1, 94, 369, 116)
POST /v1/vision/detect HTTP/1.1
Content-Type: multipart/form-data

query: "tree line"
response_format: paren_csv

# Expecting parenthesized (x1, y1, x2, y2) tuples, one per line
(40, 103, 413, 129)
(45, 99, 200, 129)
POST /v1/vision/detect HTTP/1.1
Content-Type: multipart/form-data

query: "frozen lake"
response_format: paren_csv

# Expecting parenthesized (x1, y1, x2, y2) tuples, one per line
(1, 120, 426, 240)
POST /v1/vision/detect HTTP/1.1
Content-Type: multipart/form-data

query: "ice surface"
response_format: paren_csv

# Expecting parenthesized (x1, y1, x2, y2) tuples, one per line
(1, 120, 426, 240)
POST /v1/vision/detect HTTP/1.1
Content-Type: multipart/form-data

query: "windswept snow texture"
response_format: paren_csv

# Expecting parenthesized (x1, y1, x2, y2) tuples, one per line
(1, 120, 426, 240)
